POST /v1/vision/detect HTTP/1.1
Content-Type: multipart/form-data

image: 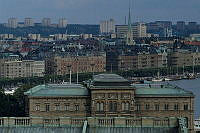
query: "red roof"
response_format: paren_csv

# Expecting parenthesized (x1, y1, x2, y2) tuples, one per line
(185, 41, 200, 46)
(19, 47, 32, 53)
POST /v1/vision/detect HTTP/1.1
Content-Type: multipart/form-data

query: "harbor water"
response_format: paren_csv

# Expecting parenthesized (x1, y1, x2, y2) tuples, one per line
(168, 78, 200, 119)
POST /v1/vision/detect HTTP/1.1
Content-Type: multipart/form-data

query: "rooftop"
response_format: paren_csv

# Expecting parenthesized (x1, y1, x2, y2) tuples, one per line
(24, 83, 89, 97)
(134, 83, 194, 96)
(92, 74, 131, 86)
(93, 74, 128, 82)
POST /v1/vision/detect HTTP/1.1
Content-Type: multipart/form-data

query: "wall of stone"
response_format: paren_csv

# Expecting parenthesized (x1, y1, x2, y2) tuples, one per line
(29, 97, 90, 117)
(135, 96, 194, 132)
(0, 127, 179, 133)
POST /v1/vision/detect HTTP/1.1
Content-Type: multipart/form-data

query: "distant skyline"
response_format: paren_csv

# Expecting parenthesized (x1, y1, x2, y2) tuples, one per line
(0, 0, 200, 24)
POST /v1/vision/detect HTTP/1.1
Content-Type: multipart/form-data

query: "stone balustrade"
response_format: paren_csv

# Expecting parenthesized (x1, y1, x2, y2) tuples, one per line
(0, 117, 178, 128)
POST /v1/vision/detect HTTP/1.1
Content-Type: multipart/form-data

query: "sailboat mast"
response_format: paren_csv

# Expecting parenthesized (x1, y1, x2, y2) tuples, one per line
(193, 55, 195, 75)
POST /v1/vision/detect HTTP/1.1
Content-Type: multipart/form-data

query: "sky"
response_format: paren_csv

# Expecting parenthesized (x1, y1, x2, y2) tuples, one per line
(0, 0, 200, 24)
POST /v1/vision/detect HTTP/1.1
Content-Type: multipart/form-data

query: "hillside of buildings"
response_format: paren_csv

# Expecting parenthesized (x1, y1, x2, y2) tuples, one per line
(0, 24, 99, 37)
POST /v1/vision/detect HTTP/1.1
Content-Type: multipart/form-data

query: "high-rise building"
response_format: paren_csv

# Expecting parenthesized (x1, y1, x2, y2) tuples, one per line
(188, 22, 198, 31)
(134, 23, 147, 38)
(100, 19, 115, 34)
(42, 18, 51, 27)
(116, 23, 147, 38)
(164, 28, 173, 37)
(58, 18, 67, 28)
(24, 18, 34, 27)
(0, 60, 45, 78)
(176, 21, 185, 31)
(155, 21, 172, 29)
(7, 18, 18, 28)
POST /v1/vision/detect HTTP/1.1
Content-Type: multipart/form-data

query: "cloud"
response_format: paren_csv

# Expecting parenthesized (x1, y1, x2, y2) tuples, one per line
(0, 0, 199, 23)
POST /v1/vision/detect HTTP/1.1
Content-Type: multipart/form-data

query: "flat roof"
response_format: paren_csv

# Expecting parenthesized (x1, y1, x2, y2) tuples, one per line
(24, 83, 89, 97)
(134, 83, 194, 97)
(93, 74, 129, 83)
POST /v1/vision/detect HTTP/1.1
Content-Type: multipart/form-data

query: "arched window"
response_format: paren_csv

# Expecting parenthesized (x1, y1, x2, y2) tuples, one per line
(97, 103, 100, 111)
(125, 102, 130, 111)
(122, 102, 125, 111)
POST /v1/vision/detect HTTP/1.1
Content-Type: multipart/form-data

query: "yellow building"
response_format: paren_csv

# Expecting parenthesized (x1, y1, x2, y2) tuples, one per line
(45, 55, 106, 75)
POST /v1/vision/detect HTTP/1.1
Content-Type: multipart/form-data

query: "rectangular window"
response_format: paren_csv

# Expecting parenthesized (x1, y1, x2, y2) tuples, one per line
(125, 102, 130, 111)
(136, 104, 141, 111)
(122, 102, 130, 111)
(184, 104, 188, 110)
(97, 103, 100, 111)
(122, 102, 125, 111)
(97, 102, 104, 112)
(45, 104, 50, 112)
(75, 105, 79, 111)
(155, 104, 159, 111)
(109, 102, 117, 112)
(100, 103, 104, 111)
(65, 105, 70, 111)
(174, 104, 179, 111)
(35, 105, 40, 111)
(145, 104, 150, 110)
(55, 105, 60, 111)
(164, 104, 169, 111)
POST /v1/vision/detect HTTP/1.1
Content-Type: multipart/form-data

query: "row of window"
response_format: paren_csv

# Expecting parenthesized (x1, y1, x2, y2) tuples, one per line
(96, 103, 189, 112)
(136, 104, 189, 111)
(95, 93, 131, 99)
(96, 102, 130, 112)
(35, 104, 80, 112)
(35, 103, 189, 112)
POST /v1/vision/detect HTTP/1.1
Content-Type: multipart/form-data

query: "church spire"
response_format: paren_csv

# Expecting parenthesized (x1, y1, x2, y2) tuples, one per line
(126, 0, 134, 45)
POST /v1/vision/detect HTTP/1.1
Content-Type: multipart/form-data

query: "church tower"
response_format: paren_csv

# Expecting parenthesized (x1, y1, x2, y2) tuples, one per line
(126, 0, 134, 45)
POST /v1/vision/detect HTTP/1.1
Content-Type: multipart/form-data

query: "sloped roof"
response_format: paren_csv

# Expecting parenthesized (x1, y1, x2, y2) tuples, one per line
(24, 83, 89, 97)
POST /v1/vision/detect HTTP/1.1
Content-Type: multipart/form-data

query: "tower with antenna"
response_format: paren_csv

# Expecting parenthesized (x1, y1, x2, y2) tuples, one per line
(126, 0, 134, 45)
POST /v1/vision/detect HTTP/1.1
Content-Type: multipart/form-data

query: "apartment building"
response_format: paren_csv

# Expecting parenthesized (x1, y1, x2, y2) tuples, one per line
(0, 60, 45, 78)
(45, 55, 106, 75)
(116, 23, 147, 38)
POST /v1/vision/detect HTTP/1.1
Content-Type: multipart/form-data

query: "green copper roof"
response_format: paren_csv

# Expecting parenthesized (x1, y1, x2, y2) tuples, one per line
(134, 84, 194, 96)
(92, 74, 131, 86)
(93, 74, 128, 82)
(24, 83, 89, 97)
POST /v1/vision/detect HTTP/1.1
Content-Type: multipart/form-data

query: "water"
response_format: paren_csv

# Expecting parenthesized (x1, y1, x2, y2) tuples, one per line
(168, 78, 200, 119)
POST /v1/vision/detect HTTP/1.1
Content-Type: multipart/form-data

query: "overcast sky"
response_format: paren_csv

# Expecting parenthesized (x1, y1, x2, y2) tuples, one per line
(0, 0, 199, 24)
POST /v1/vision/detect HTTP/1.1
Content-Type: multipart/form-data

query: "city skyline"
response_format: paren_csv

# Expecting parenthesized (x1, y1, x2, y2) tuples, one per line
(0, 0, 200, 24)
